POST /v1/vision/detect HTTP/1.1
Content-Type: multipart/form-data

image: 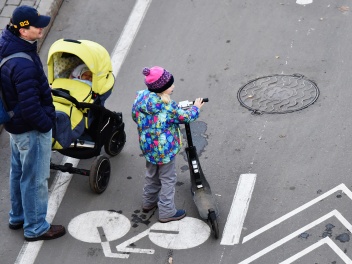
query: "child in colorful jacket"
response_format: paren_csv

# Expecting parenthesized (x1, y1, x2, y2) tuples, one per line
(132, 66, 204, 223)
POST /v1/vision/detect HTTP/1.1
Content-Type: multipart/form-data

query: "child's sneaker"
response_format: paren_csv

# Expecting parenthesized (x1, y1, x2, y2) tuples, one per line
(159, 209, 186, 223)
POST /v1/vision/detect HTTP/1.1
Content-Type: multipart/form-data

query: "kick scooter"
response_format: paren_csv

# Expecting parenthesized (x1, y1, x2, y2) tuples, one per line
(179, 98, 220, 239)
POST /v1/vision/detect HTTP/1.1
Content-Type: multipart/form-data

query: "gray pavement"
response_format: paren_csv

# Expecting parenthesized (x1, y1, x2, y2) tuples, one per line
(0, 0, 63, 133)
(2, 1, 352, 263)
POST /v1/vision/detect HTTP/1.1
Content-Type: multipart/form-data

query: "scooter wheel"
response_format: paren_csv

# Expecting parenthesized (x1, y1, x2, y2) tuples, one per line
(89, 155, 111, 194)
(208, 209, 219, 239)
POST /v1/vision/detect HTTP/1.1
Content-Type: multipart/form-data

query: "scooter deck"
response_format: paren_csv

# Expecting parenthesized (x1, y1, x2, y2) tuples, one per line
(193, 185, 219, 220)
(186, 145, 219, 220)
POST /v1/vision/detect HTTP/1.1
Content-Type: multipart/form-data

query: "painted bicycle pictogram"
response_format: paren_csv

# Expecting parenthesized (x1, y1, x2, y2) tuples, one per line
(68, 210, 211, 259)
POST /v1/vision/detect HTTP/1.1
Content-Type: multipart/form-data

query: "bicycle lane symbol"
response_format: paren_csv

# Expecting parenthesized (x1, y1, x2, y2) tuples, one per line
(68, 210, 211, 259)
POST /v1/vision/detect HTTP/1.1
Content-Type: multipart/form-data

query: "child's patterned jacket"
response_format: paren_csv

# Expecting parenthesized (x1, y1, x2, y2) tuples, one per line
(132, 89, 200, 164)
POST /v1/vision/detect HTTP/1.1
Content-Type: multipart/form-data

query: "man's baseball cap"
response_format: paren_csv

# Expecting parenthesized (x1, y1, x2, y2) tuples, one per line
(12, 5, 51, 29)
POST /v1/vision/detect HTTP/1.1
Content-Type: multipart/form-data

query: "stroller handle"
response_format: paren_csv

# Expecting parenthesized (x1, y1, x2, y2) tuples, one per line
(52, 89, 121, 120)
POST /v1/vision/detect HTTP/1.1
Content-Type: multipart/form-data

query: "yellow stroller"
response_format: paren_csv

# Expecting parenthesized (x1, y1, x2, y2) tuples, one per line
(48, 39, 126, 194)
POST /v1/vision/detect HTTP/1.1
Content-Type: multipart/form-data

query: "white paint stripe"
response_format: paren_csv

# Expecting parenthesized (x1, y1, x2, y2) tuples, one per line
(15, 157, 79, 264)
(116, 228, 155, 255)
(238, 210, 352, 264)
(279, 237, 352, 264)
(220, 174, 256, 245)
(101, 241, 130, 259)
(280, 238, 327, 264)
(243, 183, 350, 243)
(15, 0, 152, 262)
(326, 237, 352, 264)
(111, 0, 152, 77)
(296, 0, 313, 5)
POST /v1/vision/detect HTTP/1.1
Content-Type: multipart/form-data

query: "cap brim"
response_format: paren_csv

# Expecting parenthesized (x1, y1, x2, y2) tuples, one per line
(32, 15, 51, 28)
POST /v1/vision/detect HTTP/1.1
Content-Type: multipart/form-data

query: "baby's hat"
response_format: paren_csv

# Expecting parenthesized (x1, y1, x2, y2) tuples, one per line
(71, 64, 90, 79)
(143, 66, 174, 93)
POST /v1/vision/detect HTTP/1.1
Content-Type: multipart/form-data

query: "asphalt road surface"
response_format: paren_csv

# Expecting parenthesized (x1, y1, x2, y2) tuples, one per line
(1, 0, 352, 263)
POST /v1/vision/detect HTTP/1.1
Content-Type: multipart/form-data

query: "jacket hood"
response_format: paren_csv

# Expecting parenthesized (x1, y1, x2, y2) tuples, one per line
(0, 27, 37, 58)
(134, 89, 163, 116)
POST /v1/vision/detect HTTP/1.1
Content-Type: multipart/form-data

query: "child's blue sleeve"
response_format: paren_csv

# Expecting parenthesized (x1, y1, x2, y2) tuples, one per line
(169, 101, 199, 124)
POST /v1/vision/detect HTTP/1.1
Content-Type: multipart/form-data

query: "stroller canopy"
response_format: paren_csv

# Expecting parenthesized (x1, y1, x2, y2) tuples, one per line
(47, 39, 114, 95)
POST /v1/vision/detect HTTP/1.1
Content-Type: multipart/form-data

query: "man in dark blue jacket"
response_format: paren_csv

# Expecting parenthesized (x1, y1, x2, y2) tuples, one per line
(0, 5, 66, 241)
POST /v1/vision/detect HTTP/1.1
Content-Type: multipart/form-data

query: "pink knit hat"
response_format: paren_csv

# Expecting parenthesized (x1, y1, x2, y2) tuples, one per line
(143, 66, 174, 93)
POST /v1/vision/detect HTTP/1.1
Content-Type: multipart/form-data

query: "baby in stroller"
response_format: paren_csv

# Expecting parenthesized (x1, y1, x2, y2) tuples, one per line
(48, 39, 124, 155)
(70, 63, 93, 85)
(48, 39, 126, 193)
(68, 63, 111, 107)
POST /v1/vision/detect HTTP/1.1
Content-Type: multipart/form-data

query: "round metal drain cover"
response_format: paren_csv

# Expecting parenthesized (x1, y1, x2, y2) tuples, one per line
(237, 74, 319, 114)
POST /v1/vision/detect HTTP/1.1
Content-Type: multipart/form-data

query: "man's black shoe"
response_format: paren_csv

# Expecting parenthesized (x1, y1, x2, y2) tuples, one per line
(24, 225, 66, 242)
(9, 221, 24, 230)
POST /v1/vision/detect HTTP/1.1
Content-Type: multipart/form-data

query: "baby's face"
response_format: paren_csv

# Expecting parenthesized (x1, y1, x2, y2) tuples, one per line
(81, 71, 92, 81)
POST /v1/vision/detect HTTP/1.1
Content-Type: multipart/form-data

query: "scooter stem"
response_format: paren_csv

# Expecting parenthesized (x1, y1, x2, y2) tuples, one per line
(184, 123, 194, 147)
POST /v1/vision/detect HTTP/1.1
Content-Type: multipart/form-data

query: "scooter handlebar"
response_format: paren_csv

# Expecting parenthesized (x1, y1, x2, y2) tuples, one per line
(194, 98, 209, 104)
(179, 98, 208, 109)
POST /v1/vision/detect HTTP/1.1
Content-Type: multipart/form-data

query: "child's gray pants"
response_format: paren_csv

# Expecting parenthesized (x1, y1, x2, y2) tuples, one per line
(143, 159, 178, 219)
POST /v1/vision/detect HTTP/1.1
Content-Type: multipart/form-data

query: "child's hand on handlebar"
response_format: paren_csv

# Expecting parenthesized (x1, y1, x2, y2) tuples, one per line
(193, 98, 205, 109)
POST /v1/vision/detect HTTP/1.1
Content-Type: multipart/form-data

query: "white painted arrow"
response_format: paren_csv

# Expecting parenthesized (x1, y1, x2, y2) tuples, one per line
(279, 237, 352, 264)
(238, 209, 352, 264)
(243, 183, 352, 243)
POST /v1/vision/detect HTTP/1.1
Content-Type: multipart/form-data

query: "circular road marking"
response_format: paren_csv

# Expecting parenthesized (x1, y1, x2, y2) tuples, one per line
(148, 217, 210, 249)
(68, 210, 131, 243)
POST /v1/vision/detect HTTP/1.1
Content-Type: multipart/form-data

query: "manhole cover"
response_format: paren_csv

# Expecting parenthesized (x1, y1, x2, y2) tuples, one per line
(237, 74, 319, 114)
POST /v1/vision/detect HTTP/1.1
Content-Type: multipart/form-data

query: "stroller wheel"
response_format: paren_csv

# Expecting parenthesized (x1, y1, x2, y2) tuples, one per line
(104, 129, 126, 156)
(89, 155, 111, 194)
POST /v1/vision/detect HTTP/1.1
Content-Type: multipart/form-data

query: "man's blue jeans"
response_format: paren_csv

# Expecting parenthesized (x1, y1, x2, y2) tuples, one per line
(9, 130, 51, 238)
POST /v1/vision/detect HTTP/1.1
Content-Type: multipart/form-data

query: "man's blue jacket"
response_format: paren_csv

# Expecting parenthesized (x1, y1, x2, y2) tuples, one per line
(0, 27, 55, 134)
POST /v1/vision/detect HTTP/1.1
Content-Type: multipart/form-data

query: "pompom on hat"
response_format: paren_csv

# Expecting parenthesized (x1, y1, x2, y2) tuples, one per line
(143, 66, 174, 93)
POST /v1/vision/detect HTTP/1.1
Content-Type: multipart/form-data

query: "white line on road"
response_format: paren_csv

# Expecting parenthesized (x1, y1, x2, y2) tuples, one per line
(220, 174, 256, 245)
(243, 183, 352, 243)
(296, 0, 313, 4)
(238, 210, 352, 264)
(14, 0, 152, 263)
(279, 237, 352, 264)
(111, 0, 152, 77)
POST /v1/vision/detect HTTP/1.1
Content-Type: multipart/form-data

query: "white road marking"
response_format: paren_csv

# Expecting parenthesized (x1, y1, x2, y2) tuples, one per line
(279, 237, 352, 264)
(116, 228, 155, 256)
(148, 217, 210, 250)
(238, 210, 352, 264)
(99, 217, 210, 259)
(14, 0, 152, 263)
(68, 211, 131, 243)
(296, 0, 313, 4)
(101, 241, 130, 259)
(111, 0, 152, 77)
(15, 157, 79, 264)
(243, 183, 352, 243)
(220, 174, 256, 245)
(97, 229, 155, 259)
